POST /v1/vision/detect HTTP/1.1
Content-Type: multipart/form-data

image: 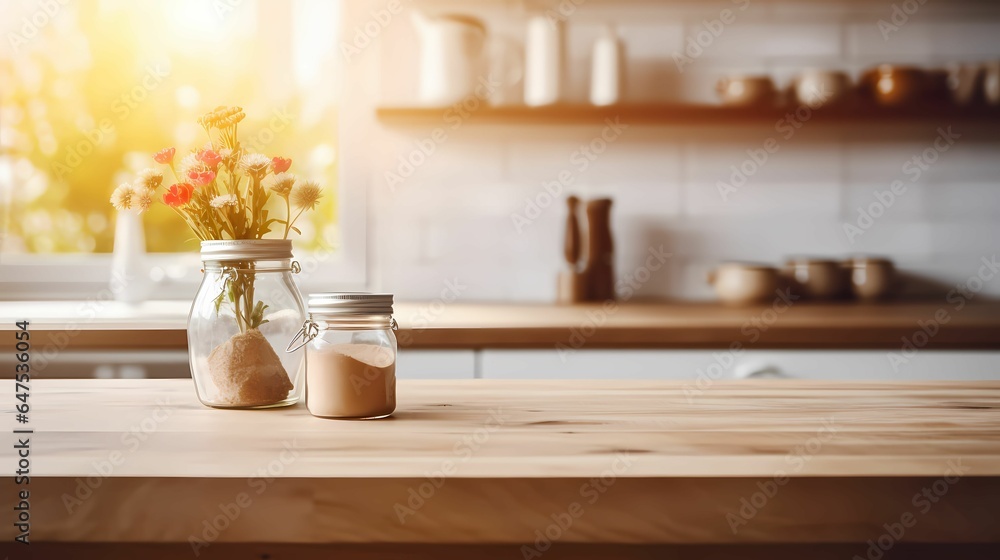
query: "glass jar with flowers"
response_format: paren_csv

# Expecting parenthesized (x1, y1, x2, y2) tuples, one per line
(109, 106, 323, 408)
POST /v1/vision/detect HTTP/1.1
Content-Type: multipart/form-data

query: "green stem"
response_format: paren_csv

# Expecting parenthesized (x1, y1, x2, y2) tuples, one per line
(282, 196, 291, 239)
(287, 206, 307, 235)
(245, 264, 256, 330)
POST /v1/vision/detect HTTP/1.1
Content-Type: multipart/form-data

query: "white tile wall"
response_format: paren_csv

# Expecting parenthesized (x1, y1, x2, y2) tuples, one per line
(366, 0, 1000, 301)
(848, 22, 1000, 63)
(703, 23, 844, 60)
(926, 182, 1000, 221)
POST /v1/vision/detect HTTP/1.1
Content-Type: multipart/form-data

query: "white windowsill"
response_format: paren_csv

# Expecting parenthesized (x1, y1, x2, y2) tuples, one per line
(0, 299, 190, 330)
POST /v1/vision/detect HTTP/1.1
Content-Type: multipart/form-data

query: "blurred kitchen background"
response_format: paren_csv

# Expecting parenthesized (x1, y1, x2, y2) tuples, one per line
(1, 0, 999, 379)
(367, 0, 1000, 303)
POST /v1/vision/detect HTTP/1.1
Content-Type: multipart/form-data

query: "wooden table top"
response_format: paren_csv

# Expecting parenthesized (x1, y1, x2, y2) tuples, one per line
(6, 379, 1000, 549)
(3, 300, 1000, 350)
(21, 379, 1000, 478)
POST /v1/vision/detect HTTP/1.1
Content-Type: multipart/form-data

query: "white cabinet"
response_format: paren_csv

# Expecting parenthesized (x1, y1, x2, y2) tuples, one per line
(0, 350, 190, 379)
(11, 347, 993, 381)
(726, 351, 1000, 381)
(480, 349, 717, 380)
(480, 349, 1000, 381)
(396, 349, 477, 379)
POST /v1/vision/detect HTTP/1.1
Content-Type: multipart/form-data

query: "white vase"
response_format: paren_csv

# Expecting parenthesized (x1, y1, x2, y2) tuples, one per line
(111, 210, 151, 303)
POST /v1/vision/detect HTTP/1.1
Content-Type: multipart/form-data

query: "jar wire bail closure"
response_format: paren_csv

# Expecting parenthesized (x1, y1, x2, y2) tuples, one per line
(286, 319, 320, 353)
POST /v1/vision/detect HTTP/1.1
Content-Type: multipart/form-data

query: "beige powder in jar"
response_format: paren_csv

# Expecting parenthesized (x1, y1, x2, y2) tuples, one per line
(306, 343, 396, 418)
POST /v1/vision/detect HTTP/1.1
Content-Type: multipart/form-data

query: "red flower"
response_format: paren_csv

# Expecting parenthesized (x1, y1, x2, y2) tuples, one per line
(187, 169, 216, 187)
(162, 183, 194, 207)
(153, 147, 176, 164)
(271, 156, 291, 174)
(197, 148, 223, 170)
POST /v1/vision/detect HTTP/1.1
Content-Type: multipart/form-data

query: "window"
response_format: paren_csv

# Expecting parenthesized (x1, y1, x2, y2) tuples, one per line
(0, 0, 363, 298)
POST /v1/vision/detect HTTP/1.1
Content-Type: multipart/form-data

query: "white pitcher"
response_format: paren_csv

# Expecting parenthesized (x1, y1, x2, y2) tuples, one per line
(412, 11, 486, 106)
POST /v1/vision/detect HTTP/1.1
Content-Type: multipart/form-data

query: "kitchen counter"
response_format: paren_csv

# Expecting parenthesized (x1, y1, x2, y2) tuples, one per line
(5, 379, 999, 558)
(2, 300, 1000, 350)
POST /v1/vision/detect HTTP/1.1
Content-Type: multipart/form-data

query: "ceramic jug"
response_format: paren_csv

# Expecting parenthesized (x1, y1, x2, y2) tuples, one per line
(412, 11, 486, 106)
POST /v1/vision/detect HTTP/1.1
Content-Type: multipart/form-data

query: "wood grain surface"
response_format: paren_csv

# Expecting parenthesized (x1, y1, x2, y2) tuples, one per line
(14, 379, 1000, 478)
(5, 543, 1000, 560)
(2, 379, 999, 547)
(3, 300, 1000, 350)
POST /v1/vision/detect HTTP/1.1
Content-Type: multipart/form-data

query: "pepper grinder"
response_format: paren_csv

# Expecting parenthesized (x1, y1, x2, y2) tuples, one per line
(584, 198, 615, 301)
(557, 196, 587, 303)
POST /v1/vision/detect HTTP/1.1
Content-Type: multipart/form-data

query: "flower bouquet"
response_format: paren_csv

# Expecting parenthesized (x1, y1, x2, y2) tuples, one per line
(110, 106, 322, 407)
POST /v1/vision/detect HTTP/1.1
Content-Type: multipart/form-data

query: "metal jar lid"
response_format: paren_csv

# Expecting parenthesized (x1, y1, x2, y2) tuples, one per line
(286, 293, 396, 353)
(200, 239, 293, 261)
(307, 292, 394, 318)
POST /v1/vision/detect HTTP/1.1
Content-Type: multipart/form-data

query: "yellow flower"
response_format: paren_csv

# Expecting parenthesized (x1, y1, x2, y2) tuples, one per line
(266, 172, 296, 197)
(198, 105, 245, 129)
(110, 183, 135, 211)
(292, 180, 322, 210)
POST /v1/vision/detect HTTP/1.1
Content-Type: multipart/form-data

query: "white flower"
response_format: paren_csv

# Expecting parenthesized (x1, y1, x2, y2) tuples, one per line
(238, 153, 271, 177)
(110, 183, 136, 211)
(266, 172, 296, 197)
(292, 179, 322, 210)
(178, 153, 208, 178)
(133, 187, 155, 213)
(135, 168, 163, 190)
(210, 194, 239, 208)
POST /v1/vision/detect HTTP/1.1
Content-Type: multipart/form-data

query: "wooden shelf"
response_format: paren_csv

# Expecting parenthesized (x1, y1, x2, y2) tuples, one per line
(9, 301, 1000, 350)
(376, 102, 1000, 126)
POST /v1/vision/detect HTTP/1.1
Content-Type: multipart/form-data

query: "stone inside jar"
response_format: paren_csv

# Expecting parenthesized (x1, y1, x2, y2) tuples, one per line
(207, 329, 293, 407)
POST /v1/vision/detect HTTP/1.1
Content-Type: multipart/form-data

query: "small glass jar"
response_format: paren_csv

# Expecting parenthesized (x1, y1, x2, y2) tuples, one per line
(287, 293, 397, 419)
(189, 240, 306, 409)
